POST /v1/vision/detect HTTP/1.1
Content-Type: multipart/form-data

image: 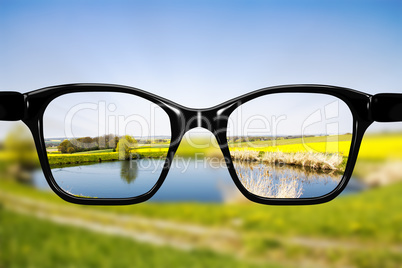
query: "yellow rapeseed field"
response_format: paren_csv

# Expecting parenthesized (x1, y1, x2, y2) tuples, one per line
(131, 147, 169, 153)
(229, 134, 402, 161)
(231, 141, 352, 156)
(358, 134, 402, 160)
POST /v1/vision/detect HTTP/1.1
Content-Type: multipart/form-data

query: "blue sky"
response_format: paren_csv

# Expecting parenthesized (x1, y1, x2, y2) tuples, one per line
(0, 0, 401, 136)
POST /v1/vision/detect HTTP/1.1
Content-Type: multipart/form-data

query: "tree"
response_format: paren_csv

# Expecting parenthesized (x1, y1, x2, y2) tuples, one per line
(58, 139, 73, 153)
(116, 135, 138, 160)
(75, 137, 98, 151)
(111, 136, 120, 150)
(67, 147, 75, 154)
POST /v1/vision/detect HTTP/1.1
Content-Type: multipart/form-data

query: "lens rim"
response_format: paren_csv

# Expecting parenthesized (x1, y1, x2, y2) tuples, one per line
(42, 91, 173, 199)
(22, 83, 373, 205)
(24, 84, 185, 205)
(214, 85, 371, 205)
(225, 92, 355, 200)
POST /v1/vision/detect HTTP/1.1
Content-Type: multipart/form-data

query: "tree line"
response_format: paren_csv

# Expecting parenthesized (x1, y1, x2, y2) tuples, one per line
(58, 134, 136, 154)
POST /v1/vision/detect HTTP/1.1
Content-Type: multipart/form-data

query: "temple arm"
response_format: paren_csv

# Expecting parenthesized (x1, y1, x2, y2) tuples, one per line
(371, 93, 402, 122)
(0, 92, 25, 121)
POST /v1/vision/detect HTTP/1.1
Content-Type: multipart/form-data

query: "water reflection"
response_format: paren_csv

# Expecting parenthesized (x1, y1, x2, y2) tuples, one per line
(234, 160, 342, 198)
(50, 160, 161, 198)
(120, 160, 138, 184)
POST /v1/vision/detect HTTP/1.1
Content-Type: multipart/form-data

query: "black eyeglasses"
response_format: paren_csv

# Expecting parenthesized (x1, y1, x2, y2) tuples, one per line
(1, 84, 401, 205)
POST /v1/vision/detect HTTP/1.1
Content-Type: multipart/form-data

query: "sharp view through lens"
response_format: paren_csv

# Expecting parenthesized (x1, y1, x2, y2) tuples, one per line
(41, 132, 357, 200)
(228, 133, 354, 199)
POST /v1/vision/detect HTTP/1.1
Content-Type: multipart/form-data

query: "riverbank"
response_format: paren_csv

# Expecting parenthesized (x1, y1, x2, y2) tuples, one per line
(230, 150, 347, 172)
(47, 151, 167, 165)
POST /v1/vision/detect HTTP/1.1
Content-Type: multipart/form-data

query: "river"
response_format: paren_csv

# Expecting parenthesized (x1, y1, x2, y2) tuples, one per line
(33, 158, 365, 202)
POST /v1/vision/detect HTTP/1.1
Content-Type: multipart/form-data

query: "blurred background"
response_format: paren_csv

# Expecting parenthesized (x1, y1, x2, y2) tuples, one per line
(0, 0, 401, 267)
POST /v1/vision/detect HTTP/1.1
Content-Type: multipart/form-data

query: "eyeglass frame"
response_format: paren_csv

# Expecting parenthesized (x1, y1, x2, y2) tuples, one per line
(0, 83, 401, 205)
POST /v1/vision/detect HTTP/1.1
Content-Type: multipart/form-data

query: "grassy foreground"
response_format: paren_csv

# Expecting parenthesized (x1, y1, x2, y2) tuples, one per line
(2, 180, 400, 244)
(1, 180, 401, 268)
(0, 207, 275, 268)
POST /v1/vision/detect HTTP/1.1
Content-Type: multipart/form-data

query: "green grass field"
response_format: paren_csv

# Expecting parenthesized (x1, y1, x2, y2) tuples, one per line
(47, 150, 168, 165)
(0, 207, 274, 268)
(2, 180, 400, 244)
(1, 179, 401, 268)
(74, 149, 114, 154)
(47, 152, 120, 165)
